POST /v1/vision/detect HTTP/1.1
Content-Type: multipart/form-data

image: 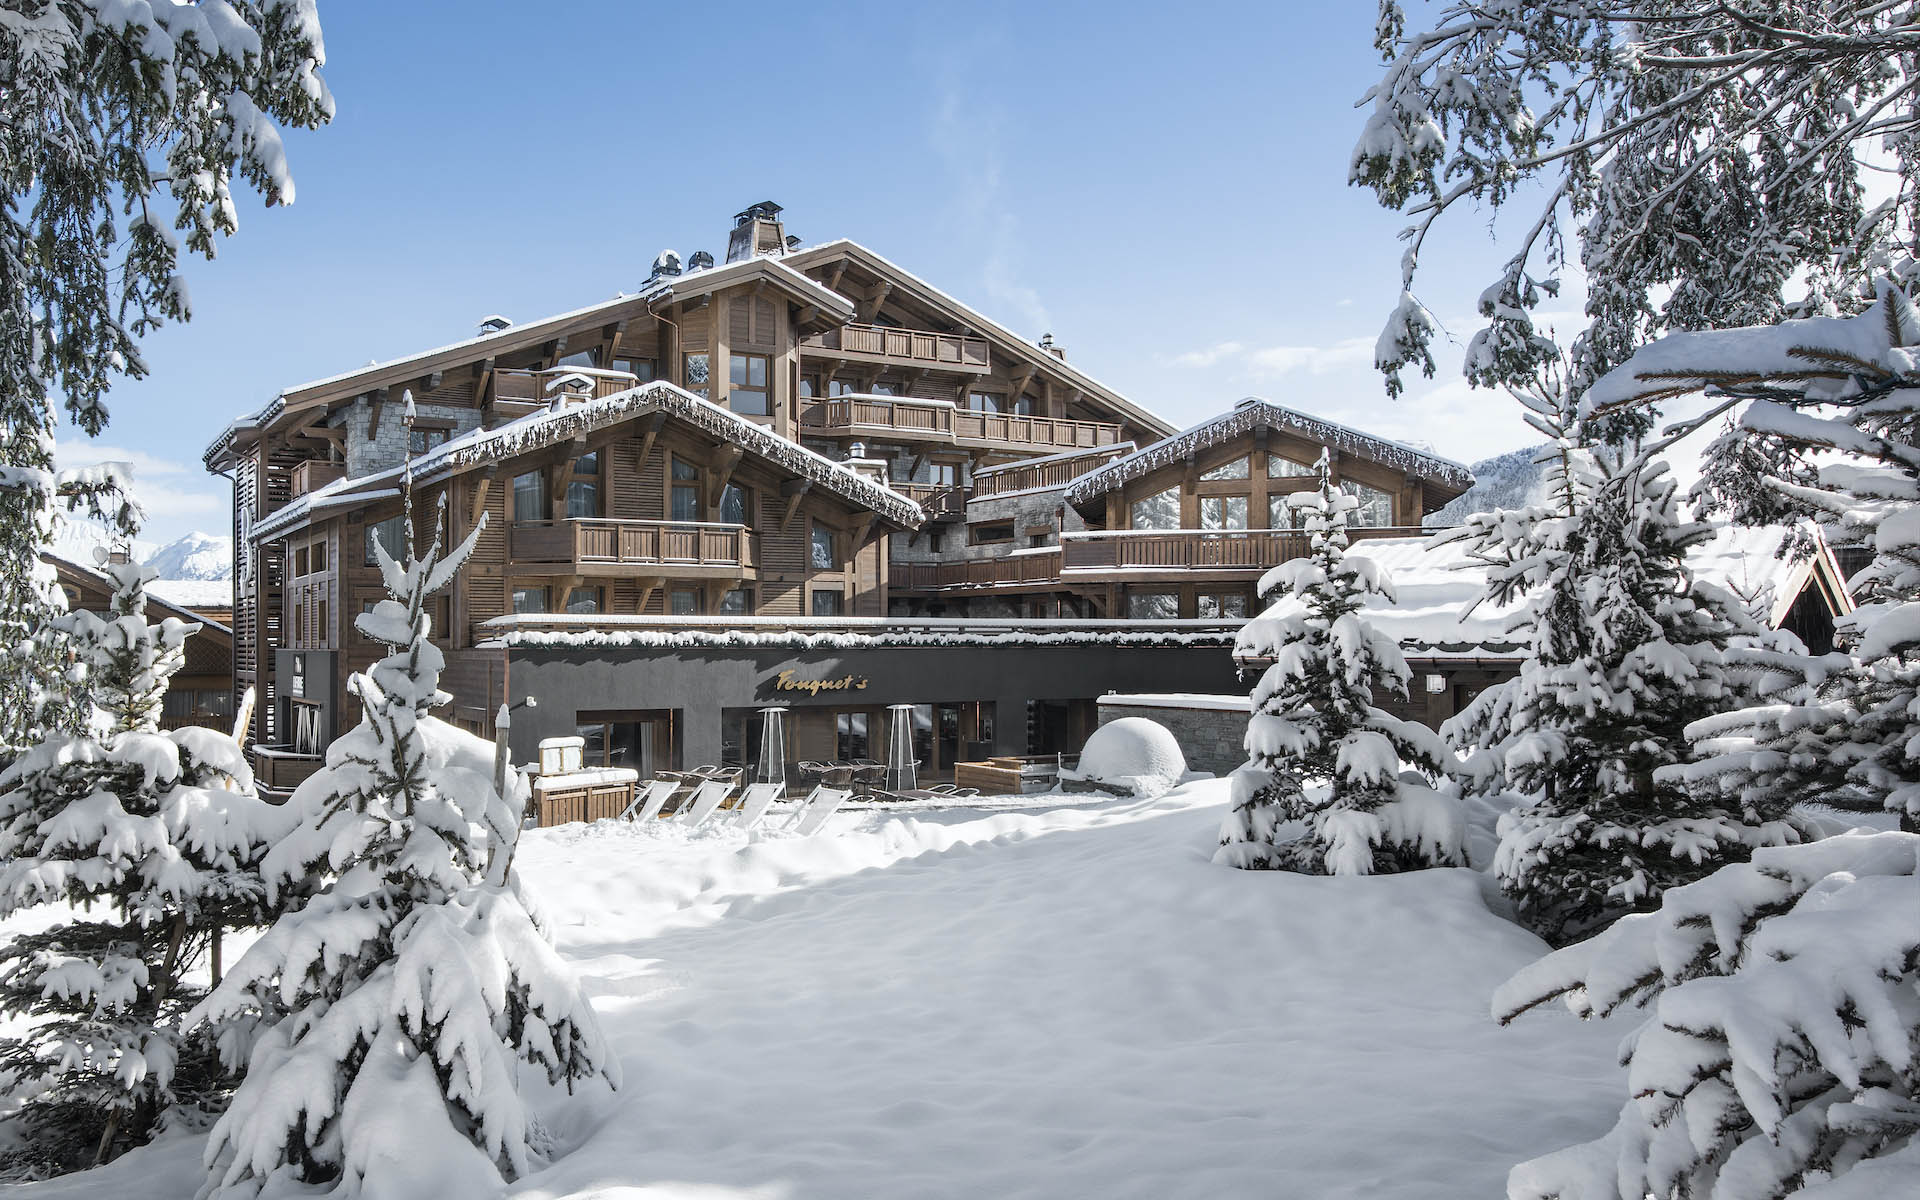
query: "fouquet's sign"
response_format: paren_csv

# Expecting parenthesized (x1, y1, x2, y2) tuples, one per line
(771, 669, 870, 697)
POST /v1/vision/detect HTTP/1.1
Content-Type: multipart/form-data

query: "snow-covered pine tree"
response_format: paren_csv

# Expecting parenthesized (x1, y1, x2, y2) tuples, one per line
(0, 556, 280, 1173)
(0, 2, 331, 756)
(1493, 830, 1920, 1198)
(1229, 453, 1461, 875)
(1447, 385, 1803, 945)
(1588, 284, 1920, 836)
(192, 458, 617, 1198)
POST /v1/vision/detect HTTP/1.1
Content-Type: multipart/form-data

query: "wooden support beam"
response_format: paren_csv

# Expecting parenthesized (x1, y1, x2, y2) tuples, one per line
(635, 411, 668, 469)
(555, 575, 585, 612)
(365, 389, 388, 440)
(472, 357, 495, 408)
(863, 280, 893, 322)
(796, 303, 819, 326)
(848, 509, 879, 550)
(634, 575, 664, 616)
(778, 479, 812, 533)
(826, 261, 849, 293)
(1008, 364, 1037, 403)
(706, 444, 745, 506)
(469, 467, 496, 527)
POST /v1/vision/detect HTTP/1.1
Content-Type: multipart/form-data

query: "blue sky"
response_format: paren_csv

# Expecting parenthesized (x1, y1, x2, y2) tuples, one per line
(67, 0, 1554, 545)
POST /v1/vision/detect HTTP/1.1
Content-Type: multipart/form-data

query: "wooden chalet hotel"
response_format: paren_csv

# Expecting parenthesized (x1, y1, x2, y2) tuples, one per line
(205, 202, 1471, 792)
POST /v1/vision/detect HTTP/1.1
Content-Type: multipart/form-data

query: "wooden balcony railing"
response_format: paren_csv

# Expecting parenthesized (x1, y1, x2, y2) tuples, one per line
(487, 366, 640, 423)
(893, 482, 968, 519)
(511, 519, 754, 572)
(972, 445, 1132, 498)
(801, 396, 1124, 453)
(801, 322, 991, 372)
(891, 550, 1063, 591)
(290, 459, 345, 496)
(1060, 527, 1427, 573)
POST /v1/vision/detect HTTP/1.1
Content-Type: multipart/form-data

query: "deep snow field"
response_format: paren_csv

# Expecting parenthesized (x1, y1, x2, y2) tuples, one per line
(18, 779, 1629, 1199)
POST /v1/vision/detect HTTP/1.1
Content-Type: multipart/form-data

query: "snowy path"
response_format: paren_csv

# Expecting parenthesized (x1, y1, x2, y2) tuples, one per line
(14, 781, 1625, 1199)
(510, 781, 1621, 1200)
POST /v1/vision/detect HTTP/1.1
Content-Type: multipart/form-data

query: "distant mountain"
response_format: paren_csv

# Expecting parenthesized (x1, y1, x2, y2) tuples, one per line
(144, 531, 233, 581)
(1426, 444, 1550, 526)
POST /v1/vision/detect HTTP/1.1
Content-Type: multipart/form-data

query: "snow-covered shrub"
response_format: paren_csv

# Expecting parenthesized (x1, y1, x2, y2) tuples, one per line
(1447, 387, 1800, 945)
(1230, 453, 1459, 875)
(192, 484, 617, 1198)
(0, 559, 278, 1172)
(1495, 831, 1920, 1199)
(1074, 717, 1187, 797)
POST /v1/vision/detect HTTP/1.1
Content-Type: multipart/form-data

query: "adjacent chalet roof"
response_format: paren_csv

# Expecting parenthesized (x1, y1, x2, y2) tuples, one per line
(785, 240, 1177, 440)
(253, 381, 924, 543)
(1063, 398, 1476, 508)
(203, 255, 857, 472)
(42, 552, 235, 637)
(1234, 524, 1853, 665)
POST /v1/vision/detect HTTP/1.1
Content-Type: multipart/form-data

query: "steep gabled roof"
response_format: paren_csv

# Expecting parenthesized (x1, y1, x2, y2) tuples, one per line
(41, 553, 235, 638)
(253, 381, 923, 543)
(204, 256, 856, 472)
(784, 240, 1177, 439)
(1063, 398, 1475, 508)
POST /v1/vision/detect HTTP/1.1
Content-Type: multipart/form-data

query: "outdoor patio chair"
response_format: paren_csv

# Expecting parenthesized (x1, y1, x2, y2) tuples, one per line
(852, 763, 886, 792)
(620, 778, 681, 822)
(732, 782, 785, 831)
(820, 765, 856, 789)
(676, 779, 736, 829)
(789, 786, 854, 837)
(796, 761, 829, 781)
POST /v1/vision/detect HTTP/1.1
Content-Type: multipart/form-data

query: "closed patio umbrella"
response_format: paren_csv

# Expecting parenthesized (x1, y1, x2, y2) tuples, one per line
(885, 703, 917, 792)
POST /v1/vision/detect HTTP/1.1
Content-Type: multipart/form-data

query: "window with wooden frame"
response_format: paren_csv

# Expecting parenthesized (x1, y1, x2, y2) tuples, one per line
(1198, 592, 1250, 619)
(364, 515, 405, 565)
(809, 523, 838, 570)
(409, 423, 452, 456)
(566, 451, 601, 519)
(1200, 495, 1249, 531)
(966, 390, 1002, 414)
(512, 470, 548, 522)
(1342, 481, 1395, 528)
(1268, 452, 1317, 478)
(718, 587, 753, 616)
(1126, 591, 1180, 620)
(565, 587, 603, 615)
(728, 353, 770, 415)
(720, 482, 751, 527)
(669, 588, 700, 616)
(970, 522, 1014, 546)
(670, 457, 700, 523)
(511, 585, 549, 614)
(684, 353, 711, 395)
(613, 355, 656, 382)
(1130, 486, 1181, 531)
(799, 374, 819, 398)
(928, 460, 960, 487)
(1202, 456, 1250, 481)
(810, 588, 845, 618)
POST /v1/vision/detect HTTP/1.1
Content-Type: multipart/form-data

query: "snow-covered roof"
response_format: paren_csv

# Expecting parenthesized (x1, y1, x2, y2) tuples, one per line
(785, 240, 1176, 438)
(41, 553, 234, 637)
(204, 255, 856, 471)
(148, 578, 234, 611)
(1063, 398, 1476, 507)
(481, 613, 1239, 652)
(971, 441, 1136, 478)
(252, 381, 922, 543)
(1234, 524, 1851, 664)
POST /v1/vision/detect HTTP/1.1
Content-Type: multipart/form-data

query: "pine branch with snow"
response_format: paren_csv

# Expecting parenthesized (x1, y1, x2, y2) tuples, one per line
(1230, 453, 1461, 875)
(1494, 831, 1920, 1199)
(191, 490, 617, 1198)
(0, 561, 281, 1173)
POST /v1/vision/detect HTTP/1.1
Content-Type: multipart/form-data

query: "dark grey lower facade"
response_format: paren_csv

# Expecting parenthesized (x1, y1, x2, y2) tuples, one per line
(500, 638, 1242, 778)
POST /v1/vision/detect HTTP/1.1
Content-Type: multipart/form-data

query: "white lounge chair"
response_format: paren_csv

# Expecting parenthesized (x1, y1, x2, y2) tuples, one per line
(621, 778, 680, 823)
(676, 779, 736, 829)
(789, 786, 854, 838)
(733, 782, 785, 831)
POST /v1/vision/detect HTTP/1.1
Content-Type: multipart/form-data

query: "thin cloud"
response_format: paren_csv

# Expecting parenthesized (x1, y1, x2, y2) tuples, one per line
(929, 77, 1050, 335)
(52, 440, 225, 527)
(1161, 336, 1375, 378)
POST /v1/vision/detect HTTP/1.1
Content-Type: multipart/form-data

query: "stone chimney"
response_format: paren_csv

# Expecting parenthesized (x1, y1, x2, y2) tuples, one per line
(726, 201, 787, 263)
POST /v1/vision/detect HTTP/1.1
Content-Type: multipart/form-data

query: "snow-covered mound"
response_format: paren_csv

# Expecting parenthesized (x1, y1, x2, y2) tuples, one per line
(1068, 717, 1189, 797)
(6, 781, 1628, 1199)
(147, 579, 231, 612)
(143, 532, 232, 581)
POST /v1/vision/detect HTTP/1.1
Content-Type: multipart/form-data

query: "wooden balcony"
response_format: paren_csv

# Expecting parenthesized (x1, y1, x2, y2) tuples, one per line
(486, 366, 640, 424)
(290, 459, 345, 496)
(801, 322, 991, 374)
(891, 550, 1063, 592)
(1059, 527, 1427, 581)
(510, 519, 753, 578)
(800, 396, 1125, 454)
(894, 482, 967, 520)
(973, 445, 1132, 498)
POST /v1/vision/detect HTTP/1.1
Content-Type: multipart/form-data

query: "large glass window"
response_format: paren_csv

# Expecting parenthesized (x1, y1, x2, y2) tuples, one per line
(809, 525, 837, 570)
(719, 588, 753, 616)
(811, 588, 844, 617)
(565, 587, 601, 614)
(1201, 456, 1249, 481)
(1343, 481, 1395, 528)
(720, 482, 750, 527)
(967, 391, 1002, 414)
(1200, 496, 1249, 530)
(556, 349, 598, 369)
(613, 355, 655, 381)
(364, 515, 405, 565)
(1268, 494, 1302, 530)
(1130, 487, 1181, 531)
(1198, 592, 1249, 619)
(1126, 591, 1180, 620)
(671, 457, 700, 523)
(1268, 453, 1316, 478)
(836, 712, 869, 761)
(511, 586, 549, 614)
(669, 589, 700, 615)
(729, 353, 770, 415)
(566, 452, 600, 518)
(512, 470, 548, 522)
(409, 426, 450, 456)
(929, 461, 960, 487)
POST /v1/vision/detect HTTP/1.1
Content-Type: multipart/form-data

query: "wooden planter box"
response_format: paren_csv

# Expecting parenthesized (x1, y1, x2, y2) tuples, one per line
(532, 769, 639, 827)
